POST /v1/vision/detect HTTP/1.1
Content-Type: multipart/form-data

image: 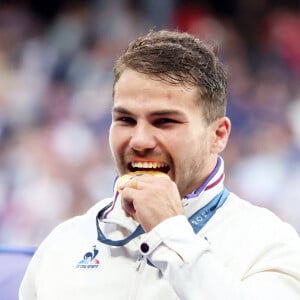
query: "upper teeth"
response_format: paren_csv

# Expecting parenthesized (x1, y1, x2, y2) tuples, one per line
(131, 162, 167, 169)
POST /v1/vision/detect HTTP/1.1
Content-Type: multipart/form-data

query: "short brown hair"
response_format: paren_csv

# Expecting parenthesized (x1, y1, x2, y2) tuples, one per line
(113, 30, 227, 124)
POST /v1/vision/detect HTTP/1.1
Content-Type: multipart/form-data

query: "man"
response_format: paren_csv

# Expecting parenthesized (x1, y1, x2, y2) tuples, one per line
(20, 30, 300, 299)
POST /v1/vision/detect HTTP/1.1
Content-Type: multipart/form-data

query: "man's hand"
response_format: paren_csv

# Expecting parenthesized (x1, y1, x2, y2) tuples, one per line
(120, 174, 183, 232)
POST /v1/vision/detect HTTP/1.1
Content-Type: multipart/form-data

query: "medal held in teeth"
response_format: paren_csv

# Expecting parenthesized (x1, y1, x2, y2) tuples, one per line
(116, 170, 168, 192)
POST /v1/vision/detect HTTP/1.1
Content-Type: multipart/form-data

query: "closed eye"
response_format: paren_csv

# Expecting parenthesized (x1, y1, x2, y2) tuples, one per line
(153, 118, 180, 127)
(115, 116, 136, 125)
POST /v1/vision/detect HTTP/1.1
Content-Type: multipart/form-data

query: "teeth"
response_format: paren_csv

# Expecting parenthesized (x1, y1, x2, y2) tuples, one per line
(131, 161, 167, 169)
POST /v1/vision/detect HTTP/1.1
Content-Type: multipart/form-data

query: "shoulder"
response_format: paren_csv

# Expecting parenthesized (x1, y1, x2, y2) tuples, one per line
(37, 197, 112, 248)
(20, 198, 113, 296)
(222, 192, 299, 241)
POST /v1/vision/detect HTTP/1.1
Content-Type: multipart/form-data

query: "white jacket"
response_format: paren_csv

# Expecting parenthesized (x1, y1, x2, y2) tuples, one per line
(19, 159, 300, 299)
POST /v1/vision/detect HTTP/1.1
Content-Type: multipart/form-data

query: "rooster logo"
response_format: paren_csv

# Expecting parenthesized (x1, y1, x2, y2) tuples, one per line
(77, 245, 100, 268)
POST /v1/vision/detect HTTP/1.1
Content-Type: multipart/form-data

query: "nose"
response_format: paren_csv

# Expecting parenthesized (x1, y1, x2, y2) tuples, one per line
(129, 123, 156, 152)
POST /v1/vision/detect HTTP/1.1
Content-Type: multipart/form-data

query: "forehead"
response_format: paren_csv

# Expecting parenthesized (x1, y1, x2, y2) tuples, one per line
(113, 69, 200, 113)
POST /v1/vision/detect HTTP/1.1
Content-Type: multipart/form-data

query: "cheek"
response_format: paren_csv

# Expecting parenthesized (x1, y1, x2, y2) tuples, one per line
(109, 126, 121, 157)
(109, 126, 130, 158)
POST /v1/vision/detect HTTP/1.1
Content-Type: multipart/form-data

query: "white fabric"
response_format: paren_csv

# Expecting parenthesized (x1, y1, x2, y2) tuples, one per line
(19, 161, 300, 299)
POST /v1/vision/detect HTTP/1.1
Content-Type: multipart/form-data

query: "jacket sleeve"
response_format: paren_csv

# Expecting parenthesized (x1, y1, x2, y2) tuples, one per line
(139, 215, 300, 300)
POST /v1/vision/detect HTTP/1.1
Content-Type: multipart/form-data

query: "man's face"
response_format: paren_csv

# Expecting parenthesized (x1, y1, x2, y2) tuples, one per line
(110, 69, 229, 197)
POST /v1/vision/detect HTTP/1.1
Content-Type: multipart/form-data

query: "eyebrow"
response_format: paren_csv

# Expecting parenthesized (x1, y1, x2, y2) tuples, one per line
(112, 106, 185, 117)
(112, 106, 131, 114)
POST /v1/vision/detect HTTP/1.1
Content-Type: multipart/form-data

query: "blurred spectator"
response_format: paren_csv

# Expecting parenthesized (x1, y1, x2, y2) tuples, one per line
(266, 8, 300, 75)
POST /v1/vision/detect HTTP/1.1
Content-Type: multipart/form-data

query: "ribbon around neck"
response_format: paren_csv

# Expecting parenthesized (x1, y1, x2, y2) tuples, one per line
(96, 189, 229, 247)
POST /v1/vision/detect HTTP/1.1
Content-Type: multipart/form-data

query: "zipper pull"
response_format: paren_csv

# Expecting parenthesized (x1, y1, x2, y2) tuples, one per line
(135, 254, 144, 272)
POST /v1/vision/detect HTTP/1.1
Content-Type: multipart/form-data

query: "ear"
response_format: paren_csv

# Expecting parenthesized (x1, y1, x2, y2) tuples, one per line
(210, 117, 231, 154)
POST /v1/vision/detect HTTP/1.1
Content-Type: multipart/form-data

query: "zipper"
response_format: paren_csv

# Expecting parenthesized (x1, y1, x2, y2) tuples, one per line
(136, 254, 145, 272)
(128, 254, 147, 299)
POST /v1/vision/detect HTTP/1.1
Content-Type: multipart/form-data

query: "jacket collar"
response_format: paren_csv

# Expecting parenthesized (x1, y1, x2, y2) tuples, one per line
(182, 156, 225, 218)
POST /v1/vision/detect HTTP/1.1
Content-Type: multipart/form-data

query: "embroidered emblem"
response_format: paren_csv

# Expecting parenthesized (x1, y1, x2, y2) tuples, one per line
(76, 245, 100, 269)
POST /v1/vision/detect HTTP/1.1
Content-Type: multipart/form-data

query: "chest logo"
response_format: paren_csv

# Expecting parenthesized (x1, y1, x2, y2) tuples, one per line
(76, 245, 100, 269)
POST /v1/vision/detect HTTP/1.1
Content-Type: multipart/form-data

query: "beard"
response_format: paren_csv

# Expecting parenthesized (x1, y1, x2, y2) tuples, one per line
(175, 155, 207, 197)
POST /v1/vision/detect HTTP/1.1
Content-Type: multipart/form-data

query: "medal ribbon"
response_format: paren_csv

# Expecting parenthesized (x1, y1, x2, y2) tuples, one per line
(96, 188, 229, 246)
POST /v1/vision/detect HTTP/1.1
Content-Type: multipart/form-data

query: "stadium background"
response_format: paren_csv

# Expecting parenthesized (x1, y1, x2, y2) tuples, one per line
(0, 0, 300, 247)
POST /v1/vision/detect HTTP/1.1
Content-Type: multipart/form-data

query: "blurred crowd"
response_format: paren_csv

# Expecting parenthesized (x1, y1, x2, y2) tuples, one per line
(0, 0, 300, 247)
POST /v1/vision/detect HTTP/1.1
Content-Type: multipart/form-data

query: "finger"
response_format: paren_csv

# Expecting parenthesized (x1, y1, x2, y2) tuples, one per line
(126, 177, 138, 189)
(121, 196, 136, 218)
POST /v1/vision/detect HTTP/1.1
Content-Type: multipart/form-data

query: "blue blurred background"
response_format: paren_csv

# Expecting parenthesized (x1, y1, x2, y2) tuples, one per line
(0, 0, 300, 247)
